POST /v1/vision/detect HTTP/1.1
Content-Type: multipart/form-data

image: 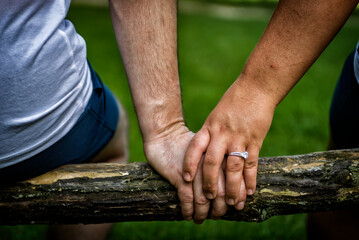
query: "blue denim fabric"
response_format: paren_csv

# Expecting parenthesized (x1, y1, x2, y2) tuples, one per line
(0, 62, 119, 183)
(330, 51, 359, 149)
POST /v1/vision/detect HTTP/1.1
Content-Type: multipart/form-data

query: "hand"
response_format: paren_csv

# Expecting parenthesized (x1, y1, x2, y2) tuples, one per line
(144, 124, 227, 222)
(144, 124, 195, 220)
(183, 77, 276, 209)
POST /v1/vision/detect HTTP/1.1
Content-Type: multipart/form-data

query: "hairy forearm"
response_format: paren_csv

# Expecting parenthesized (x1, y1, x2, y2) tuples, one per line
(238, 0, 358, 106)
(109, 0, 184, 141)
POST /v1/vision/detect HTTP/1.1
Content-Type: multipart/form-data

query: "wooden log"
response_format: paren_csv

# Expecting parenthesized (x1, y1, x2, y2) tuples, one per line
(0, 149, 358, 225)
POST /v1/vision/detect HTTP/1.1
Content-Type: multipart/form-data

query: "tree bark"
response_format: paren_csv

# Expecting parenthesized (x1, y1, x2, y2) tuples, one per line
(0, 149, 358, 225)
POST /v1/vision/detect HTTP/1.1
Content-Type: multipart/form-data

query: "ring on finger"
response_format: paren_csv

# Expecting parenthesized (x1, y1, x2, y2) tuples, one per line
(229, 151, 248, 159)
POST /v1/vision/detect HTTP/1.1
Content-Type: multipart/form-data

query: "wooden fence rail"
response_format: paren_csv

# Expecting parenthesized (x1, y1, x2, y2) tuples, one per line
(0, 149, 358, 225)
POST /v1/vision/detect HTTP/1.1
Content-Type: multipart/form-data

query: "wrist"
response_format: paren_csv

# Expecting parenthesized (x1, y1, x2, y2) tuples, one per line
(142, 121, 192, 163)
(137, 101, 187, 143)
(233, 74, 278, 112)
(142, 117, 187, 143)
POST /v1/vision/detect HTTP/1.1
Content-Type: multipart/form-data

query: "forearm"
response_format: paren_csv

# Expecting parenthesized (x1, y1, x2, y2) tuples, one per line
(109, 0, 183, 142)
(238, 0, 358, 106)
(183, 0, 357, 204)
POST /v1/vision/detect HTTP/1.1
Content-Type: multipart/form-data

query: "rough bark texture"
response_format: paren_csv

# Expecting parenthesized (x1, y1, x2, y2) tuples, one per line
(0, 149, 358, 225)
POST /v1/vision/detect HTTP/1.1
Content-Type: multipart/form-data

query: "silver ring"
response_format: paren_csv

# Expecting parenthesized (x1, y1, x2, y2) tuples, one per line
(229, 151, 248, 159)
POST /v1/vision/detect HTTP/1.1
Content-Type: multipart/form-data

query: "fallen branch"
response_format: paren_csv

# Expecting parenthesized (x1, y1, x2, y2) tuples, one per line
(0, 149, 358, 225)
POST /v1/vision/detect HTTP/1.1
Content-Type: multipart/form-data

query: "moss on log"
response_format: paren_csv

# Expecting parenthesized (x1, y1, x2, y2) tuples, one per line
(0, 149, 358, 225)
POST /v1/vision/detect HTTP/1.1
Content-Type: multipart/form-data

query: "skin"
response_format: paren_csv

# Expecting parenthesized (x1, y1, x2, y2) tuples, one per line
(183, 0, 358, 208)
(108, 0, 227, 223)
(48, 1, 359, 238)
(40, 1, 359, 240)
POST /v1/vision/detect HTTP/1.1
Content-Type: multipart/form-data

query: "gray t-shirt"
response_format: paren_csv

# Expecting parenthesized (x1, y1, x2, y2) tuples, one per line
(0, 0, 92, 168)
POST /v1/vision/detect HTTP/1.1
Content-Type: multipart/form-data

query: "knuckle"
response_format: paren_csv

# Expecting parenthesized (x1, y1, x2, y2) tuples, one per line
(227, 160, 242, 172)
(245, 159, 258, 169)
(178, 189, 193, 203)
(191, 137, 206, 149)
(204, 155, 219, 167)
(195, 196, 209, 205)
(196, 128, 208, 137)
(181, 195, 194, 203)
(205, 122, 220, 132)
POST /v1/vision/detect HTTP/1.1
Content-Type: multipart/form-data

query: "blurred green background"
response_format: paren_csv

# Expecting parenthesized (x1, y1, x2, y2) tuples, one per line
(1, 0, 358, 239)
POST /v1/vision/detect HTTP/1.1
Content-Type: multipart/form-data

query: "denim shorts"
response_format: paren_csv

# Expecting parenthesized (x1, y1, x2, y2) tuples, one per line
(0, 62, 119, 183)
(330, 50, 359, 149)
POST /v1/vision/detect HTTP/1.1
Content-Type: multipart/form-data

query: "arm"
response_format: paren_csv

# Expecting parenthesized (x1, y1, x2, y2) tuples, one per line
(108, 0, 191, 218)
(183, 0, 358, 208)
(108, 0, 182, 140)
(108, 0, 227, 222)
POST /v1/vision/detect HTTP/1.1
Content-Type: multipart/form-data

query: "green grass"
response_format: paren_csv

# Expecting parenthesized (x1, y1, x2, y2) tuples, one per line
(1, 4, 358, 240)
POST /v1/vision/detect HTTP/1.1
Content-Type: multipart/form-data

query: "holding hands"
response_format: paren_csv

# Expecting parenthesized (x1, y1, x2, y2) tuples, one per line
(110, 0, 356, 224)
(143, 123, 227, 223)
(144, 75, 276, 223)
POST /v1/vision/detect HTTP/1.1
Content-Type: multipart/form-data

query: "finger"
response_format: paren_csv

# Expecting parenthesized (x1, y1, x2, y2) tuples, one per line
(193, 160, 210, 224)
(183, 130, 210, 182)
(235, 178, 247, 211)
(243, 145, 259, 195)
(225, 146, 246, 206)
(210, 168, 227, 219)
(202, 138, 227, 200)
(177, 182, 194, 221)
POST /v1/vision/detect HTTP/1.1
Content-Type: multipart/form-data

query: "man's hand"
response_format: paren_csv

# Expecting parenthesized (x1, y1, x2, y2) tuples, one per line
(108, 0, 227, 221)
(144, 125, 194, 220)
(183, 78, 275, 208)
(144, 124, 227, 222)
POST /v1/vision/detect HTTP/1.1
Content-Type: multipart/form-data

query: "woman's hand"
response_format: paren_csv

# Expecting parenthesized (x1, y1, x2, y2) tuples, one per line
(183, 77, 276, 209)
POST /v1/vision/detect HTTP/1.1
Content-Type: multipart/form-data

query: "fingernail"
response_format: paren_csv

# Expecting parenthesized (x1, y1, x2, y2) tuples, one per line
(184, 172, 191, 182)
(227, 198, 235, 205)
(206, 193, 214, 199)
(185, 216, 192, 221)
(236, 202, 245, 210)
(247, 189, 253, 195)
